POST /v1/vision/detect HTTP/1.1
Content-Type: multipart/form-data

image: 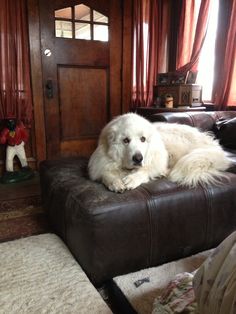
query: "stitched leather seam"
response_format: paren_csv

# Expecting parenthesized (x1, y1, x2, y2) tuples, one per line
(199, 183, 212, 247)
(147, 200, 153, 266)
(186, 112, 195, 126)
(209, 114, 217, 125)
(139, 185, 186, 266)
(139, 186, 153, 266)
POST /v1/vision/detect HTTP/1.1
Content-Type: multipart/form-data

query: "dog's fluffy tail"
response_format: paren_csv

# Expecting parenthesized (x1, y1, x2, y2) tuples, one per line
(169, 147, 232, 187)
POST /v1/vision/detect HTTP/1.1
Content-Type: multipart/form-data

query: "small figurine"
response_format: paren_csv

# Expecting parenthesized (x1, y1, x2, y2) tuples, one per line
(0, 119, 34, 183)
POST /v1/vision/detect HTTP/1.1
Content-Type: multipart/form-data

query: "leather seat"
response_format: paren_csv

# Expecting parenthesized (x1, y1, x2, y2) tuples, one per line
(40, 153, 236, 285)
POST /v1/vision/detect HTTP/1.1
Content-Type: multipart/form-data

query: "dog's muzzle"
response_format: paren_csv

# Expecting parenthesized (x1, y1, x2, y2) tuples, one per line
(132, 153, 143, 166)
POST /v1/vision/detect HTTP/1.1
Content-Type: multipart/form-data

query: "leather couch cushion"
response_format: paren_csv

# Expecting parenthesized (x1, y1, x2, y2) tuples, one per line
(214, 117, 236, 149)
(40, 157, 236, 285)
(148, 111, 236, 132)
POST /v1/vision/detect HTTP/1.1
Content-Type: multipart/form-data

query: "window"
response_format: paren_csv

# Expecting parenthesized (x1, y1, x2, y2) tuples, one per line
(54, 4, 109, 42)
(197, 0, 219, 101)
(177, 0, 236, 106)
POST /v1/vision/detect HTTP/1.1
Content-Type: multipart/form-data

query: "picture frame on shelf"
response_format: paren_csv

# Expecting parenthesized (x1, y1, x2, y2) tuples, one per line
(186, 71, 198, 84)
(157, 72, 189, 85)
(170, 72, 188, 85)
(157, 73, 171, 85)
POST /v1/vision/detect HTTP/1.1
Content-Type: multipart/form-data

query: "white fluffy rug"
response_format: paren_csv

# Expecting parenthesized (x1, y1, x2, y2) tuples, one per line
(114, 250, 213, 314)
(0, 233, 112, 314)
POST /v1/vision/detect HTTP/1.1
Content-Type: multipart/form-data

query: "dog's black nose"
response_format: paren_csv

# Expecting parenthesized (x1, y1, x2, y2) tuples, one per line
(132, 153, 143, 164)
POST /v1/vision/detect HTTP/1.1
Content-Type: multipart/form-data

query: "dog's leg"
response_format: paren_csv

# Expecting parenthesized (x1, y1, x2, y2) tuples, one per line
(122, 170, 151, 190)
(102, 170, 127, 193)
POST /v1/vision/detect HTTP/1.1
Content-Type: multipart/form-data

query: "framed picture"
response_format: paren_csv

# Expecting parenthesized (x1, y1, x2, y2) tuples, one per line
(157, 72, 189, 85)
(186, 71, 198, 84)
(157, 73, 170, 85)
(170, 73, 188, 85)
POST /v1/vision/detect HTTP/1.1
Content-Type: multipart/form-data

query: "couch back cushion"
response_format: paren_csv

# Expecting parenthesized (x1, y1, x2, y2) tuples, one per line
(148, 111, 236, 132)
(214, 117, 236, 149)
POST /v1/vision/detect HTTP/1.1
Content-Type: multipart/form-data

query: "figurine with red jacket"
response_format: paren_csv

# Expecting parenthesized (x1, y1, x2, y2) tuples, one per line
(0, 119, 34, 183)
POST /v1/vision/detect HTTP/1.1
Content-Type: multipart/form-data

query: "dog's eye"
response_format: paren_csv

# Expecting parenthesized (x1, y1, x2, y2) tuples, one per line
(123, 137, 130, 144)
(140, 136, 146, 142)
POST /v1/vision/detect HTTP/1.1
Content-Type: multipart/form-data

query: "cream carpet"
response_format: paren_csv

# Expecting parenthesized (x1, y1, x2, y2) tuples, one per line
(114, 249, 213, 314)
(0, 233, 112, 314)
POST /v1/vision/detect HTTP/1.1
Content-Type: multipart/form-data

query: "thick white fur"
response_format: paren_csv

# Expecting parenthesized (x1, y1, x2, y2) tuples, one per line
(88, 113, 231, 192)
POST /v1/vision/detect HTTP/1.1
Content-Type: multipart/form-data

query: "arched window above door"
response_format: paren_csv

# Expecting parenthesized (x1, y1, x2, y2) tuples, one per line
(54, 4, 109, 41)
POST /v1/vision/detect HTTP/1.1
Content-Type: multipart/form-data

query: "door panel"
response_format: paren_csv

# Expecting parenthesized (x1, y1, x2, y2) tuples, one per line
(55, 39, 109, 65)
(39, 0, 122, 159)
(58, 66, 108, 140)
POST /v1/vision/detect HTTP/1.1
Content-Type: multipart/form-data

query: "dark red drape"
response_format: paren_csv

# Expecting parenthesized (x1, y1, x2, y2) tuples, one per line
(212, 0, 236, 109)
(132, 0, 170, 108)
(176, 0, 211, 74)
(0, 0, 32, 125)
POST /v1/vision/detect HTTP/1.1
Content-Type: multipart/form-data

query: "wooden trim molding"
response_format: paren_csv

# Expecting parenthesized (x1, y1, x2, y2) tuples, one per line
(27, 0, 47, 165)
(122, 0, 132, 113)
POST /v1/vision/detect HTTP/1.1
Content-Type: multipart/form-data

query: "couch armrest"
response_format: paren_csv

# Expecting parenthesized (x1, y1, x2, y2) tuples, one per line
(148, 111, 236, 132)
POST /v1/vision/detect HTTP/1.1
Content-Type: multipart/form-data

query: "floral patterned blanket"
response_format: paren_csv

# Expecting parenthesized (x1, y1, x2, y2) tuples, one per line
(152, 272, 196, 314)
(152, 231, 236, 314)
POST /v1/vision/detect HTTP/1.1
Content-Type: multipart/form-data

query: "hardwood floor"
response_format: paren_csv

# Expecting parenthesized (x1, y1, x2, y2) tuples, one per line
(0, 172, 51, 242)
(0, 173, 41, 207)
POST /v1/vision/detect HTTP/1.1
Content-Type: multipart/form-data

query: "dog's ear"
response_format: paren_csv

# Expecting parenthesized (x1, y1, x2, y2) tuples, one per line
(99, 126, 116, 148)
(106, 128, 116, 145)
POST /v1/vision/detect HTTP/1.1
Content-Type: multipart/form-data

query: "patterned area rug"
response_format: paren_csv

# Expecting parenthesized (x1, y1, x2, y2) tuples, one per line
(0, 233, 112, 313)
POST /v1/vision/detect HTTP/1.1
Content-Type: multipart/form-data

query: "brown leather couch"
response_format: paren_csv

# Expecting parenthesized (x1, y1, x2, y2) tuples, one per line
(39, 111, 236, 286)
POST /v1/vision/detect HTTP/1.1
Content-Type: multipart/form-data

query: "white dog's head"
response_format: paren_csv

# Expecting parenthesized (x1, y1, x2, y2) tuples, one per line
(100, 113, 160, 170)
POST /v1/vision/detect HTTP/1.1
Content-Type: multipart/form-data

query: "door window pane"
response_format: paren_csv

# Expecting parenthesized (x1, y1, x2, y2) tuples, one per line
(75, 23, 91, 40)
(55, 21, 72, 38)
(93, 10, 108, 23)
(94, 24, 108, 41)
(55, 7, 72, 19)
(75, 4, 90, 21)
(54, 6, 109, 41)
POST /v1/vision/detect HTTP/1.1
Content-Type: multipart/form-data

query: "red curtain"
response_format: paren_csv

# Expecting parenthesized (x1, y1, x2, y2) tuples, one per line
(132, 0, 170, 108)
(212, 0, 236, 109)
(176, 0, 211, 74)
(0, 0, 32, 125)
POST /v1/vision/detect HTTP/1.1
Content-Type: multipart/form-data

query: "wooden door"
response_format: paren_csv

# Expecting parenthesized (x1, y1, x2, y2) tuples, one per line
(39, 0, 122, 159)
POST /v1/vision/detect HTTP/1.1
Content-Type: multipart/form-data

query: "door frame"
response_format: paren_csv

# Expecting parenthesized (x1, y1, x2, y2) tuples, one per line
(27, 0, 132, 164)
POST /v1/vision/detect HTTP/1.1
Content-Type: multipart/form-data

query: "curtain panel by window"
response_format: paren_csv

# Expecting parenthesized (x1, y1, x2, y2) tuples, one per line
(212, 0, 236, 109)
(132, 0, 170, 108)
(0, 0, 32, 125)
(176, 0, 211, 74)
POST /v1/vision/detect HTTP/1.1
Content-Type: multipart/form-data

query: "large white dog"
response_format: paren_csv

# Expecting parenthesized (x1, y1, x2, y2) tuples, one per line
(88, 113, 231, 192)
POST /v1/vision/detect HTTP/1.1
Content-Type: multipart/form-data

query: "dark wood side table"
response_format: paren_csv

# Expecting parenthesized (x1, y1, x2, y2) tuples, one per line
(136, 106, 206, 118)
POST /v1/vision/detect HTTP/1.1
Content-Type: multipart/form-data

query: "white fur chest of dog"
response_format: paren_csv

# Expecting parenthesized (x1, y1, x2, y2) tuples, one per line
(88, 113, 231, 192)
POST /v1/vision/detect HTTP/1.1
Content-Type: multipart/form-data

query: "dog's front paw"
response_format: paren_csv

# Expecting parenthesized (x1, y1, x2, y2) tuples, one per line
(123, 173, 145, 190)
(106, 179, 126, 193)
